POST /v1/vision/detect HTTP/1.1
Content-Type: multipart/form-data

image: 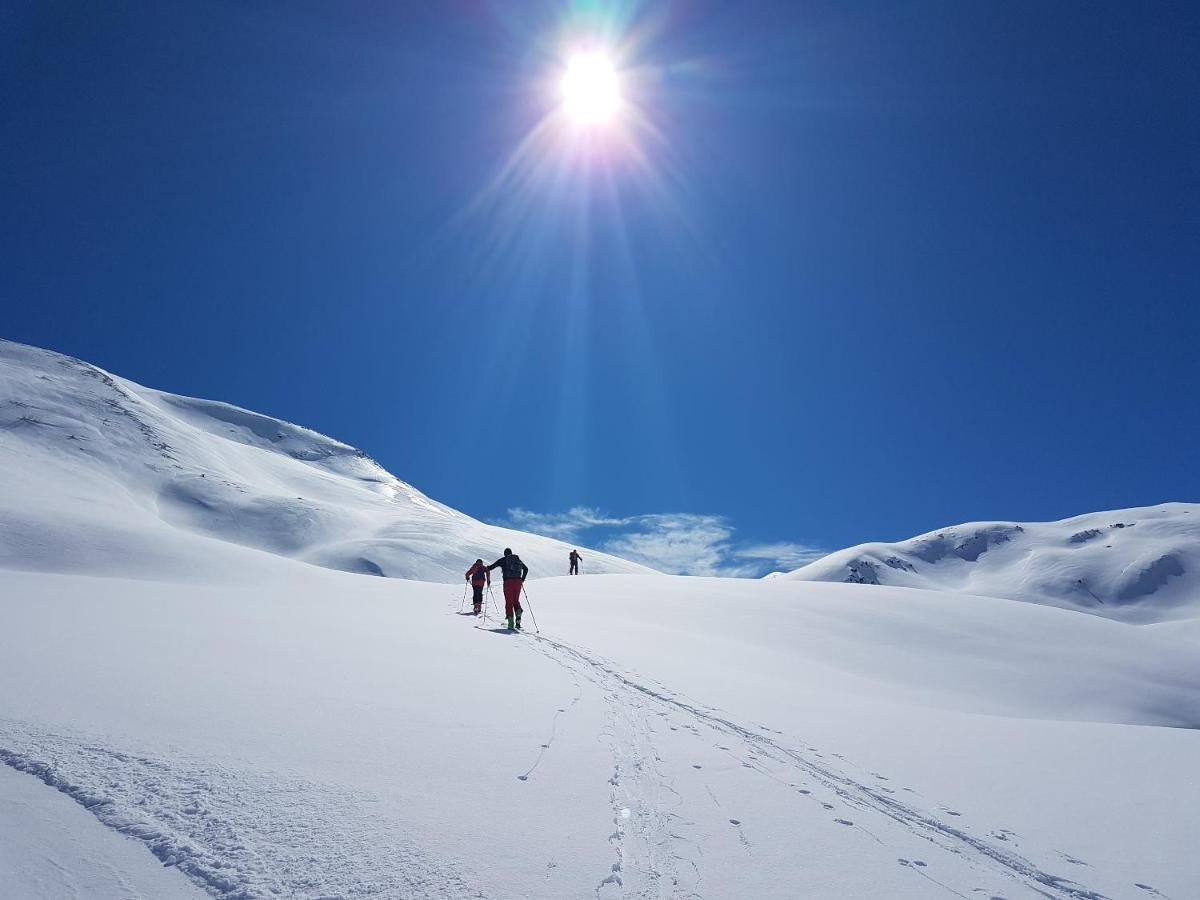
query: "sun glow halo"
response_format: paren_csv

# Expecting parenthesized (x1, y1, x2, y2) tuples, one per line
(560, 51, 622, 126)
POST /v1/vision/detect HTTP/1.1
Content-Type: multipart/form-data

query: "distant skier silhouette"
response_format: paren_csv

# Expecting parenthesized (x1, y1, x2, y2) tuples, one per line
(487, 548, 528, 631)
(569, 549, 582, 575)
(464, 558, 489, 616)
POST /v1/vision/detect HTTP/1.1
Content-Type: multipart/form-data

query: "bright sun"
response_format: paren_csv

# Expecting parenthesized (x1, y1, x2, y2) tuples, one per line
(560, 51, 622, 126)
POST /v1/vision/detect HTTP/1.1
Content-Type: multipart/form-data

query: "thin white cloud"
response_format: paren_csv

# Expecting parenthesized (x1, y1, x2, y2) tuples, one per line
(735, 542, 829, 570)
(495, 507, 827, 578)
(501, 506, 633, 541)
(602, 513, 735, 577)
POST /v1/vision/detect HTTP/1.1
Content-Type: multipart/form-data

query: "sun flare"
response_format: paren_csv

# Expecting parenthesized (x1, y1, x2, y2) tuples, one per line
(560, 51, 622, 126)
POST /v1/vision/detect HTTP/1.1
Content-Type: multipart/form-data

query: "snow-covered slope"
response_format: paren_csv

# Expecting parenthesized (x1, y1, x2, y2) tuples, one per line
(2, 566, 1197, 900)
(0, 339, 653, 582)
(779, 504, 1199, 623)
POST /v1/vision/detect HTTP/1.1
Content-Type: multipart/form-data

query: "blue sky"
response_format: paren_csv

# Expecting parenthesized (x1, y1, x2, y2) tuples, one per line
(3, 2, 1197, 575)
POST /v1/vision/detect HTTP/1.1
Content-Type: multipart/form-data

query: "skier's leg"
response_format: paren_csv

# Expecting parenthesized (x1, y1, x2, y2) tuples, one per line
(504, 580, 520, 629)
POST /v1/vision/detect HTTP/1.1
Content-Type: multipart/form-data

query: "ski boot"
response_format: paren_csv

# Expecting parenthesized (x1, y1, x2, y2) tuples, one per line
(506, 616, 515, 632)
(514, 609, 523, 631)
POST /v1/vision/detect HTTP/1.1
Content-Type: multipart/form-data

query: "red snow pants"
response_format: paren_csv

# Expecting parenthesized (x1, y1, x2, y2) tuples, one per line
(503, 579, 524, 619)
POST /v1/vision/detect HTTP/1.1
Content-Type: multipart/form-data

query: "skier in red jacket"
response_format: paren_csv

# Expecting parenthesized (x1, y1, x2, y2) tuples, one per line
(464, 558, 490, 616)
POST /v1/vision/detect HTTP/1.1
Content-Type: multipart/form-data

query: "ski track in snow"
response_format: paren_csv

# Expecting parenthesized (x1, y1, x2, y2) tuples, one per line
(0, 721, 484, 900)
(0, 587, 1176, 900)
(518, 668, 584, 784)
(518, 630, 1146, 900)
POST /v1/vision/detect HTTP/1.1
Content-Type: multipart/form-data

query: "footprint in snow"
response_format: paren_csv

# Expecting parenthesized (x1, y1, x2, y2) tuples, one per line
(692, 764, 702, 770)
(728, 819, 741, 825)
(834, 819, 853, 826)
(821, 803, 834, 810)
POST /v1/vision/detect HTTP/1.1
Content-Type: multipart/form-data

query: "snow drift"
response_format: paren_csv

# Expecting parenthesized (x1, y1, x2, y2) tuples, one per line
(779, 503, 1200, 623)
(2, 567, 1198, 899)
(0, 339, 653, 582)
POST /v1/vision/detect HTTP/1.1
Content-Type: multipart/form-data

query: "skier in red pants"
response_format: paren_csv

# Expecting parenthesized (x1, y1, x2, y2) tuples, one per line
(464, 558, 490, 615)
(487, 548, 529, 631)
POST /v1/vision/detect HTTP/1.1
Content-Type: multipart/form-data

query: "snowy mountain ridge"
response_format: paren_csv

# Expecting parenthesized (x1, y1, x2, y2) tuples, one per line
(0, 338, 653, 582)
(778, 503, 1199, 623)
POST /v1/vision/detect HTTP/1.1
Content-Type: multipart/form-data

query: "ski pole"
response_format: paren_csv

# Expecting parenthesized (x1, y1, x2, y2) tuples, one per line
(521, 584, 540, 634)
(459, 582, 468, 613)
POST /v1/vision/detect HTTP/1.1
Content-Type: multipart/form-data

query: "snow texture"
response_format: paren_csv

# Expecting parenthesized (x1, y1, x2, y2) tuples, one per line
(0, 763, 208, 900)
(2, 570, 1197, 899)
(780, 504, 1200, 623)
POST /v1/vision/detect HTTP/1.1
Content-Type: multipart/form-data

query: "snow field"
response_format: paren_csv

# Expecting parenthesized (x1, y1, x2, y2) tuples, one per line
(2, 566, 1197, 899)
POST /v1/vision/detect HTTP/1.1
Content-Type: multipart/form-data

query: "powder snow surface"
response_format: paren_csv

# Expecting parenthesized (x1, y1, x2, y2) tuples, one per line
(2, 569, 1197, 900)
(780, 504, 1200, 624)
(1, 338, 1197, 899)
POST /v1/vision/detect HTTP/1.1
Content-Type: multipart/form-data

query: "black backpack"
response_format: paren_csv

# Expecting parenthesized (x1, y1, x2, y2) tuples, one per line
(501, 554, 525, 580)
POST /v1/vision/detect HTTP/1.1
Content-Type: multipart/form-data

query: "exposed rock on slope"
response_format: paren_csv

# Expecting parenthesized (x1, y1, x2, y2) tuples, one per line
(780, 504, 1199, 623)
